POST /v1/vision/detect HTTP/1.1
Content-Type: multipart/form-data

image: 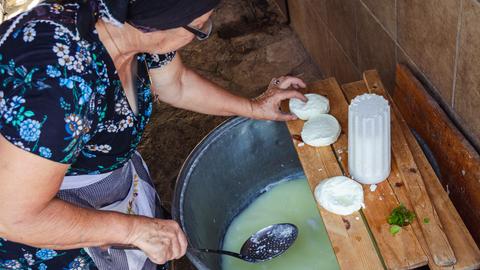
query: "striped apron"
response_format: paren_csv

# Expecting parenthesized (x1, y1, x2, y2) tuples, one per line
(57, 151, 169, 270)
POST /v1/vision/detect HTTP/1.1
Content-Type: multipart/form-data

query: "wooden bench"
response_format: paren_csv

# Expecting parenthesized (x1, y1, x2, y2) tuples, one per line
(281, 65, 480, 270)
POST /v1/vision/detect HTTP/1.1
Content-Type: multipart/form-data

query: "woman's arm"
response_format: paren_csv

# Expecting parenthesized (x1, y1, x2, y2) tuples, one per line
(149, 54, 307, 121)
(0, 135, 187, 264)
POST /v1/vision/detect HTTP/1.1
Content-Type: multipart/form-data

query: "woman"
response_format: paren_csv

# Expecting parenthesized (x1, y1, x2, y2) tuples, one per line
(0, 0, 307, 269)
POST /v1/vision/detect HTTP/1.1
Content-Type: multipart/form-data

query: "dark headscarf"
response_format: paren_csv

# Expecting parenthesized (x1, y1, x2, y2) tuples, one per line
(102, 0, 220, 31)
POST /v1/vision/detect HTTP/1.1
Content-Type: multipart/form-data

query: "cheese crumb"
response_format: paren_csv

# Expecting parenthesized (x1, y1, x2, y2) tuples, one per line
(298, 142, 305, 147)
(369, 184, 377, 192)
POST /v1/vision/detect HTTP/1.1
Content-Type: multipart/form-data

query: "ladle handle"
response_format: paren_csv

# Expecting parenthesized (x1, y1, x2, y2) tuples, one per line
(110, 245, 249, 261)
(190, 247, 247, 261)
(111, 244, 139, 250)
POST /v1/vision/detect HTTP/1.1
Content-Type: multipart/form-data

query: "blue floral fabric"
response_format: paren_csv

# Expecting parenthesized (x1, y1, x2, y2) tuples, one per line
(0, 2, 175, 269)
(0, 238, 94, 270)
(0, 2, 175, 175)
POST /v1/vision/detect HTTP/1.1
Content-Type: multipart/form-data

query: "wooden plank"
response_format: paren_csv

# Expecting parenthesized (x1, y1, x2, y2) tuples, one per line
(399, 113, 480, 270)
(391, 66, 480, 269)
(340, 81, 428, 270)
(343, 77, 480, 270)
(281, 79, 384, 270)
(402, 127, 480, 270)
(363, 70, 456, 266)
(392, 64, 480, 246)
(343, 81, 451, 270)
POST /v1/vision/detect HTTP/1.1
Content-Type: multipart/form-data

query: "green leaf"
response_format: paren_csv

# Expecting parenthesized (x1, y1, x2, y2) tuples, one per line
(387, 203, 416, 226)
(423, 217, 430, 224)
(390, 225, 401, 235)
(24, 111, 34, 117)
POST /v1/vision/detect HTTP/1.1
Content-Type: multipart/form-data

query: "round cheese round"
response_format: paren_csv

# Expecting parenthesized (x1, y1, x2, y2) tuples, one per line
(301, 114, 341, 147)
(289, 94, 329, 120)
(314, 176, 364, 216)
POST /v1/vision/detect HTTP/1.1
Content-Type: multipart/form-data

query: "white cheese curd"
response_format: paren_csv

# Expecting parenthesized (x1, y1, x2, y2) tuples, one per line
(289, 93, 329, 120)
(314, 176, 364, 216)
(301, 114, 341, 147)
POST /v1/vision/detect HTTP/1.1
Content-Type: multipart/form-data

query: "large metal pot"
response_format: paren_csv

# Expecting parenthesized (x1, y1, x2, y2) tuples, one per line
(172, 117, 303, 270)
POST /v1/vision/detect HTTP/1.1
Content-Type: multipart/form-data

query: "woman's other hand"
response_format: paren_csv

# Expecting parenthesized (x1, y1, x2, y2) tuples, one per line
(127, 217, 188, 265)
(250, 76, 307, 121)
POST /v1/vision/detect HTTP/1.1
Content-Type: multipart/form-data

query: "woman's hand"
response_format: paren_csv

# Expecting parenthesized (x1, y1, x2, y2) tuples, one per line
(250, 76, 307, 121)
(127, 217, 188, 265)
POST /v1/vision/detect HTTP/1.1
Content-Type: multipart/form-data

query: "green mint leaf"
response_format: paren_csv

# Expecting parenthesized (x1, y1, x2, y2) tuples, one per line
(390, 225, 401, 235)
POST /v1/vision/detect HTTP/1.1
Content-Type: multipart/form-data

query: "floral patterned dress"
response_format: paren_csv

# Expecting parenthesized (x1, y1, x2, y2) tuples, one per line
(0, 1, 175, 269)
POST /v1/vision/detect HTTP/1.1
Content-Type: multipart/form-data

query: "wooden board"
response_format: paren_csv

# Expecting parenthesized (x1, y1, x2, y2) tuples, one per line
(391, 66, 480, 269)
(337, 80, 428, 270)
(362, 70, 456, 267)
(341, 69, 480, 269)
(392, 65, 480, 246)
(341, 80, 449, 270)
(281, 80, 384, 270)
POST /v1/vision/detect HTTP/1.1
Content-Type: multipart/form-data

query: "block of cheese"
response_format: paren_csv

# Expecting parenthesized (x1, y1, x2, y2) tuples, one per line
(314, 176, 364, 216)
(301, 114, 341, 147)
(289, 93, 329, 120)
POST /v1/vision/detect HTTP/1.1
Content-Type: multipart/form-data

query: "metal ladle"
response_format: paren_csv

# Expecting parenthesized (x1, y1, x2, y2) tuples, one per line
(113, 223, 298, 263)
(192, 223, 298, 263)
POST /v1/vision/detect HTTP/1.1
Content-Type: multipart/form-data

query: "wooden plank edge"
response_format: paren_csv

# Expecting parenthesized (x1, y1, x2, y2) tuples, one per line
(392, 66, 480, 269)
(282, 79, 385, 270)
(342, 79, 480, 270)
(363, 70, 456, 267)
(393, 64, 480, 246)
(340, 81, 434, 269)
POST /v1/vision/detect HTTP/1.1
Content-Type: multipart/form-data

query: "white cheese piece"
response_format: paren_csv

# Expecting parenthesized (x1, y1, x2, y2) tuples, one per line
(314, 176, 364, 216)
(289, 93, 329, 120)
(369, 184, 377, 192)
(301, 114, 341, 147)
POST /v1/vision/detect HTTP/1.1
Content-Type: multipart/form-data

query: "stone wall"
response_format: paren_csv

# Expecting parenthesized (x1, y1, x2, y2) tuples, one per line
(285, 0, 480, 150)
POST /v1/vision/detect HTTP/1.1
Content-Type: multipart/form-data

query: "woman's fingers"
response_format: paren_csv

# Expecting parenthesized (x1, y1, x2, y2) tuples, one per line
(275, 112, 298, 121)
(166, 221, 182, 259)
(276, 89, 307, 102)
(277, 76, 307, 89)
(177, 226, 188, 259)
(164, 220, 187, 260)
(130, 217, 188, 264)
(170, 220, 187, 259)
(270, 76, 307, 90)
(251, 76, 308, 121)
